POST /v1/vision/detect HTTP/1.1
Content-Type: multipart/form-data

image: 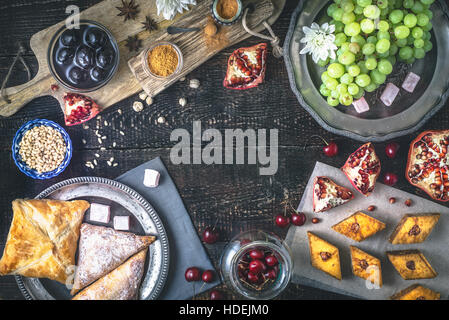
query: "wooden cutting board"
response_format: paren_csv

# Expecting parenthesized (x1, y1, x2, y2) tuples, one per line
(0, 0, 282, 118)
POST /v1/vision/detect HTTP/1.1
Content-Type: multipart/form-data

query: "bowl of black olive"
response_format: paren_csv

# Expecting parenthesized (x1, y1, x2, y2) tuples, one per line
(47, 20, 119, 92)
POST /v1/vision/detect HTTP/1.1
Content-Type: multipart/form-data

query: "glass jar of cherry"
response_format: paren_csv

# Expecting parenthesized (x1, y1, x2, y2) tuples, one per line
(220, 230, 293, 300)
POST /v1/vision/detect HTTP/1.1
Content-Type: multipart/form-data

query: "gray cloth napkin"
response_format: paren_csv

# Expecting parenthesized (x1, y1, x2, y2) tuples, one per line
(116, 157, 220, 300)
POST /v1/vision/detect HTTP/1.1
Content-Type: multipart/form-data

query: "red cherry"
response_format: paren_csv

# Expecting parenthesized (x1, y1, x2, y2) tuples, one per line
(265, 254, 278, 267)
(275, 215, 290, 228)
(249, 249, 265, 260)
(291, 212, 307, 226)
(185, 267, 201, 282)
(323, 141, 338, 157)
(202, 227, 219, 244)
(210, 290, 223, 300)
(202, 270, 214, 283)
(249, 260, 266, 274)
(264, 269, 278, 280)
(247, 272, 260, 283)
(385, 142, 400, 159)
(383, 172, 398, 186)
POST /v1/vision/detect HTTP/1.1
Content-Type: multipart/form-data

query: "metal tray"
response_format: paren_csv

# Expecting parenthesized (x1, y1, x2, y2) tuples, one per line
(284, 0, 449, 142)
(15, 177, 169, 300)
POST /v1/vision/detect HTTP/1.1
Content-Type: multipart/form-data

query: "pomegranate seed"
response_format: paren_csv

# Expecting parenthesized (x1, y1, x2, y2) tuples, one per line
(312, 218, 320, 224)
(383, 173, 398, 186)
(367, 205, 376, 212)
(389, 197, 396, 204)
(385, 142, 400, 159)
(405, 199, 412, 207)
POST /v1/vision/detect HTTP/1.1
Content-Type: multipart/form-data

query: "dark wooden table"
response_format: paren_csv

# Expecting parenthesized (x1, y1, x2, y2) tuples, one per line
(0, 0, 448, 300)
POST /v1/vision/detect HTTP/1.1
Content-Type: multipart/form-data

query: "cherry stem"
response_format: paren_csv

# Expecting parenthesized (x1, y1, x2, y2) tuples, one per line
(304, 135, 330, 151)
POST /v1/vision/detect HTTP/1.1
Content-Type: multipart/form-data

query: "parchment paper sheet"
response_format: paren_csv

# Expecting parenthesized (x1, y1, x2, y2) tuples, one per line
(285, 162, 449, 300)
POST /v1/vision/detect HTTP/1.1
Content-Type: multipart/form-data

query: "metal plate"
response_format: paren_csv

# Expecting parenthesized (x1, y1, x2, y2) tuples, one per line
(15, 177, 169, 300)
(284, 0, 449, 142)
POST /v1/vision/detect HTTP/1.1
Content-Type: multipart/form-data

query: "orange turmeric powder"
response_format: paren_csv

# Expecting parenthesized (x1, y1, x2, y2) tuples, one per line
(147, 44, 179, 77)
(216, 0, 238, 20)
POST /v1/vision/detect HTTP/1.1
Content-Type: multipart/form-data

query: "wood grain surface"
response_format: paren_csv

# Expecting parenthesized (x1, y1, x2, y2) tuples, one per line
(1, 0, 448, 300)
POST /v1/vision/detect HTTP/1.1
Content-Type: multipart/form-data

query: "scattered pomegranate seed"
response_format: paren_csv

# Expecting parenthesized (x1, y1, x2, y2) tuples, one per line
(202, 227, 219, 244)
(383, 172, 398, 186)
(367, 205, 376, 212)
(291, 212, 307, 226)
(51, 84, 59, 91)
(185, 267, 201, 282)
(385, 142, 400, 159)
(275, 214, 290, 228)
(312, 218, 320, 224)
(389, 197, 396, 204)
(202, 270, 214, 283)
(210, 290, 223, 300)
(405, 199, 412, 207)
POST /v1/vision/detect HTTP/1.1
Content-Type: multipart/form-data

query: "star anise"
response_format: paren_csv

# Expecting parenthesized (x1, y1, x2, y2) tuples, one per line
(125, 35, 142, 52)
(142, 16, 158, 32)
(116, 0, 139, 22)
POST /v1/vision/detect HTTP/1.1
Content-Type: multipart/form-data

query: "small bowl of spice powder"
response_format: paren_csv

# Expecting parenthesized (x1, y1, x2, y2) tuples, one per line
(12, 119, 72, 179)
(211, 0, 242, 26)
(143, 41, 183, 79)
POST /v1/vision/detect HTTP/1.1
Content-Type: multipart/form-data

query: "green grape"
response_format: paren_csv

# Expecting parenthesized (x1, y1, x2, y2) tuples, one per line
(327, 3, 339, 17)
(405, 57, 416, 64)
(337, 48, 345, 56)
(321, 71, 331, 83)
(340, 93, 354, 106)
(325, 78, 339, 90)
(328, 63, 346, 78)
(378, 59, 393, 74)
(351, 35, 366, 46)
(348, 64, 361, 77)
(361, 19, 376, 33)
(345, 22, 362, 36)
(411, 26, 424, 38)
(404, 13, 418, 28)
(348, 83, 360, 95)
(389, 9, 404, 24)
(336, 83, 348, 94)
(396, 38, 408, 47)
(424, 31, 432, 41)
(378, 51, 390, 58)
(387, 55, 397, 65)
(417, 13, 430, 27)
(414, 47, 426, 59)
(407, 35, 415, 45)
(354, 5, 365, 14)
(341, 42, 351, 52)
(378, 20, 390, 31)
(327, 96, 340, 107)
(414, 38, 424, 48)
(365, 57, 378, 70)
(364, 82, 378, 92)
(422, 22, 433, 31)
(357, 0, 372, 7)
(356, 74, 372, 87)
(411, 1, 425, 14)
(367, 36, 378, 44)
(364, 5, 381, 19)
(341, 0, 355, 12)
(350, 43, 362, 54)
(362, 43, 376, 55)
(333, 8, 344, 21)
(371, 69, 386, 84)
(354, 88, 365, 99)
(342, 12, 357, 24)
(389, 43, 399, 55)
(341, 73, 354, 85)
(377, 0, 389, 9)
(338, 51, 356, 65)
(331, 90, 341, 99)
(424, 40, 433, 52)
(376, 38, 391, 53)
(399, 46, 414, 60)
(420, 0, 435, 5)
(317, 58, 330, 67)
(424, 9, 433, 20)
(335, 33, 348, 46)
(320, 84, 332, 96)
(377, 31, 391, 40)
(357, 61, 370, 74)
(333, 21, 345, 32)
(403, 0, 414, 9)
(394, 25, 410, 39)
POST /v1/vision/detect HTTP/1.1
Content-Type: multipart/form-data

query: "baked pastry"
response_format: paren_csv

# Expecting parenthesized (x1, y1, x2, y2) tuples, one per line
(387, 250, 437, 280)
(0, 199, 89, 284)
(71, 223, 155, 294)
(389, 213, 440, 244)
(391, 284, 440, 300)
(350, 246, 382, 287)
(313, 176, 354, 213)
(332, 211, 386, 242)
(307, 232, 342, 280)
(72, 249, 147, 300)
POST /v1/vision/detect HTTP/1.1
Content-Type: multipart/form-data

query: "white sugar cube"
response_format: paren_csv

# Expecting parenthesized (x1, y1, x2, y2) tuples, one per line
(402, 72, 420, 93)
(353, 97, 370, 114)
(380, 83, 400, 106)
(89, 203, 110, 224)
(143, 169, 160, 188)
(114, 216, 130, 231)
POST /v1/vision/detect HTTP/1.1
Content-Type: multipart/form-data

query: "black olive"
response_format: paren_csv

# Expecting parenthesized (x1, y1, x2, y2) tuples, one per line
(56, 47, 75, 65)
(90, 66, 106, 82)
(75, 46, 94, 69)
(96, 49, 114, 69)
(85, 28, 107, 49)
(68, 66, 87, 84)
(60, 29, 79, 47)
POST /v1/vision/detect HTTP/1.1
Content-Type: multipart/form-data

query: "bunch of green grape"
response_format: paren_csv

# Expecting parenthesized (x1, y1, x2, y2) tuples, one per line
(318, 0, 435, 107)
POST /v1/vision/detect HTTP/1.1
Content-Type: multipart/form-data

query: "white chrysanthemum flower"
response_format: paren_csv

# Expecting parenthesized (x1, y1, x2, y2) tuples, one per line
(299, 22, 337, 63)
(156, 0, 197, 20)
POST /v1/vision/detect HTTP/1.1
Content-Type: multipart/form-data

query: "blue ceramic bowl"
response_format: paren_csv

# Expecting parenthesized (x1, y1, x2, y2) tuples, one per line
(12, 119, 72, 180)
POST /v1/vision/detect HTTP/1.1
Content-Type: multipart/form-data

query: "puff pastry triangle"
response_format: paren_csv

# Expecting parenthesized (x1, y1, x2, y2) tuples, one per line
(0, 199, 89, 284)
(72, 249, 147, 300)
(71, 223, 155, 295)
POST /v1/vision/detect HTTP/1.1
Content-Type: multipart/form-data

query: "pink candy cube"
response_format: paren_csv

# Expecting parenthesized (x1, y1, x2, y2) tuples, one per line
(352, 97, 370, 114)
(402, 72, 421, 93)
(380, 83, 400, 106)
(114, 216, 130, 231)
(89, 203, 111, 224)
